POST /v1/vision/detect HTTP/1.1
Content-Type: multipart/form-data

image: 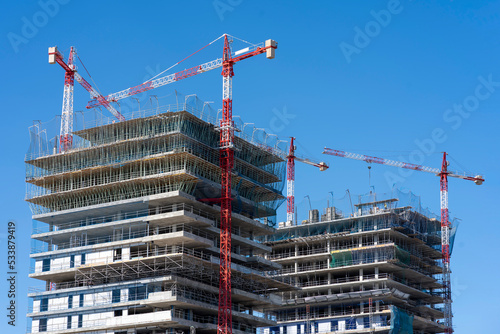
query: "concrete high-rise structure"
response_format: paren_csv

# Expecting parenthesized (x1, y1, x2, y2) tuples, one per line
(25, 101, 291, 334)
(260, 193, 448, 334)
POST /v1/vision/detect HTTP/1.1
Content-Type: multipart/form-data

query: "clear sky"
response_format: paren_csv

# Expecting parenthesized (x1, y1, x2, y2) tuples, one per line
(1, 1, 499, 333)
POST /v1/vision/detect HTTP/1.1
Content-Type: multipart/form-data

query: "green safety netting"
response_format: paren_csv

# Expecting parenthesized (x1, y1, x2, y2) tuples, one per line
(390, 306, 413, 334)
(395, 246, 411, 265)
(330, 250, 353, 268)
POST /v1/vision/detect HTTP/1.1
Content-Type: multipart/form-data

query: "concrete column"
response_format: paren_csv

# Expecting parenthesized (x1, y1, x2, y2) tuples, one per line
(359, 236, 362, 247)
(328, 272, 331, 284)
(376, 300, 380, 312)
(374, 234, 378, 245)
(295, 244, 298, 257)
(359, 268, 363, 281)
(155, 206, 160, 215)
(375, 267, 379, 279)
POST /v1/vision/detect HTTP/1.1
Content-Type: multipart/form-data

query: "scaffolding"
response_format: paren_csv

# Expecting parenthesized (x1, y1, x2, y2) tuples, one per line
(26, 100, 287, 218)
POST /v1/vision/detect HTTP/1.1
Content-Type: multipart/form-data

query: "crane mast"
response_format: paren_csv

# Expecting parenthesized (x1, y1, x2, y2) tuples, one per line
(49, 46, 125, 152)
(52, 46, 75, 152)
(215, 35, 277, 334)
(323, 147, 484, 333)
(218, 34, 234, 334)
(439, 153, 452, 333)
(286, 138, 296, 223)
(286, 137, 328, 224)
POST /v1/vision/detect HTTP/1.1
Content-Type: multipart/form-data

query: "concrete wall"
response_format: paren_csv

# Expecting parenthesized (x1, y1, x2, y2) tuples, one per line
(48, 295, 67, 311)
(33, 299, 40, 313)
(35, 260, 42, 272)
(88, 250, 113, 265)
(269, 316, 388, 334)
(31, 286, 134, 317)
(317, 322, 330, 333)
(52, 255, 71, 270)
(34, 248, 115, 273)
(84, 291, 111, 307)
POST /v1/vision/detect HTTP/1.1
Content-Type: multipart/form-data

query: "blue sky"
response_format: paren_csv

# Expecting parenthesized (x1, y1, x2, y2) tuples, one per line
(1, 1, 499, 333)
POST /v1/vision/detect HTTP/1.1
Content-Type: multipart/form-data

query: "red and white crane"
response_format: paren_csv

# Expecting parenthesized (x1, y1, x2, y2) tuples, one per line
(77, 35, 277, 334)
(48, 46, 125, 152)
(85, 57, 223, 109)
(322, 147, 484, 334)
(286, 137, 328, 223)
(217, 34, 277, 334)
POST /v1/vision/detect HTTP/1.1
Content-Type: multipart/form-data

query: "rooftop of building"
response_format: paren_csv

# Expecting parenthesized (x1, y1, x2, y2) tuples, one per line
(25, 94, 289, 223)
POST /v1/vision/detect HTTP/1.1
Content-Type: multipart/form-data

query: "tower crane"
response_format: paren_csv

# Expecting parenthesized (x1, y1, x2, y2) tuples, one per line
(286, 137, 329, 224)
(217, 34, 277, 334)
(48, 46, 125, 152)
(322, 147, 484, 334)
(79, 35, 277, 334)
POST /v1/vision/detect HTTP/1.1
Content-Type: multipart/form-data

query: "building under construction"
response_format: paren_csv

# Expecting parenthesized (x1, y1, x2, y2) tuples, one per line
(25, 102, 453, 334)
(260, 192, 451, 334)
(25, 101, 292, 334)
(25, 33, 476, 334)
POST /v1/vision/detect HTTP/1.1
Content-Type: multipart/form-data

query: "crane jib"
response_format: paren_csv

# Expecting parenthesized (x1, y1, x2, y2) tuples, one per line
(323, 147, 483, 182)
(129, 81, 154, 96)
(86, 63, 211, 109)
